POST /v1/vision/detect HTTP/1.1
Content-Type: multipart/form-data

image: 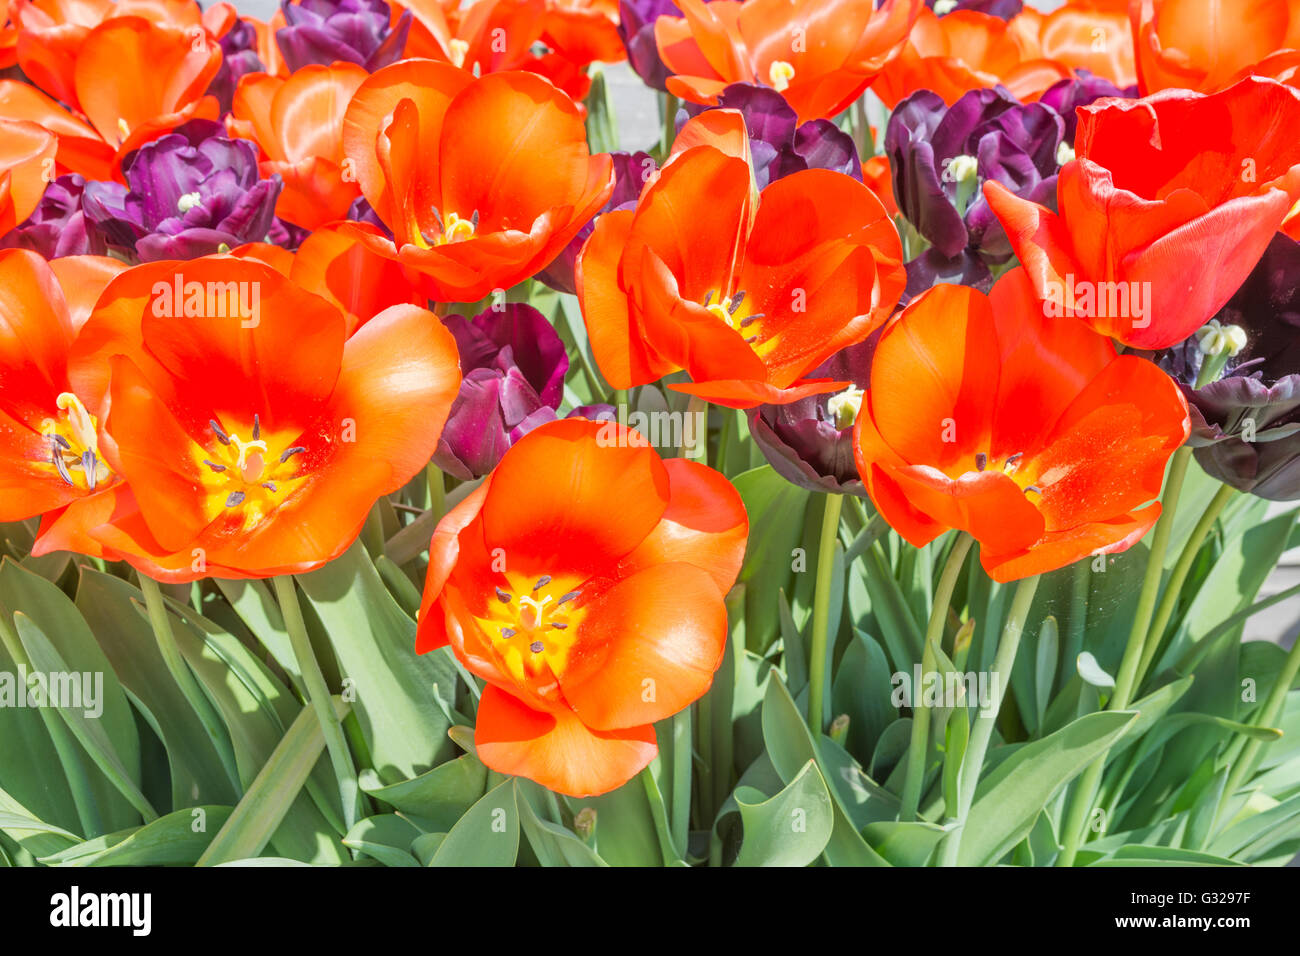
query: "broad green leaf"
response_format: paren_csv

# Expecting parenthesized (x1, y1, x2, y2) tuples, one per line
(40, 807, 233, 866)
(733, 760, 833, 867)
(297, 542, 458, 782)
(732, 466, 811, 652)
(516, 785, 607, 867)
(198, 698, 350, 866)
(429, 779, 519, 867)
(861, 820, 948, 867)
(959, 710, 1138, 866)
(343, 814, 422, 867)
(358, 754, 487, 829)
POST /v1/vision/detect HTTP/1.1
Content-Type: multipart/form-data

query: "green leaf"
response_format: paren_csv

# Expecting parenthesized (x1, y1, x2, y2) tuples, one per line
(1075, 651, 1115, 689)
(861, 820, 948, 867)
(831, 630, 897, 764)
(733, 760, 833, 867)
(516, 785, 607, 867)
(358, 754, 487, 830)
(40, 807, 233, 866)
(75, 570, 238, 810)
(959, 710, 1138, 866)
(198, 697, 350, 866)
(297, 542, 458, 782)
(342, 814, 422, 867)
(14, 613, 157, 823)
(1091, 845, 1245, 867)
(732, 466, 811, 651)
(429, 779, 519, 866)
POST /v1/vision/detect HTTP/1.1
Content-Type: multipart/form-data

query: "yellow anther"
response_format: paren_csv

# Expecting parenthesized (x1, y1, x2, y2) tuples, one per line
(449, 38, 470, 69)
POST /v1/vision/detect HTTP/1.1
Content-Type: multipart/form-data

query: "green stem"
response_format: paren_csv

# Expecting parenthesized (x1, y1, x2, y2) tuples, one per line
(937, 573, 1040, 866)
(426, 462, 446, 519)
(1136, 482, 1236, 688)
(1057, 446, 1191, 866)
(641, 766, 681, 865)
(670, 708, 692, 857)
(683, 395, 708, 463)
(899, 534, 974, 822)
(272, 575, 364, 830)
(1219, 632, 1300, 819)
(807, 494, 844, 733)
(138, 575, 241, 793)
(660, 92, 680, 155)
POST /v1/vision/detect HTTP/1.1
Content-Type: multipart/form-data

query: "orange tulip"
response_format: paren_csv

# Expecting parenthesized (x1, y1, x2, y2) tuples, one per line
(577, 111, 905, 408)
(0, 249, 126, 524)
(984, 77, 1300, 349)
(10, 0, 210, 111)
(0, 118, 56, 234)
(656, 0, 922, 124)
(228, 63, 368, 230)
(853, 269, 1190, 583)
(1031, 0, 1136, 89)
(1, 0, 16, 69)
(36, 256, 461, 580)
(340, 61, 614, 303)
(1131, 0, 1300, 94)
(0, 16, 220, 180)
(416, 417, 747, 797)
(873, 7, 1071, 108)
(397, 0, 601, 102)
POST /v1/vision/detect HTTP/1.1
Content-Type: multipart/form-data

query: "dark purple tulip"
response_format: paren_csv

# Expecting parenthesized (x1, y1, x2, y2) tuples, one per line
(618, 0, 688, 91)
(682, 83, 862, 188)
(209, 18, 266, 113)
(748, 337, 879, 496)
(82, 121, 283, 263)
(886, 86, 1062, 265)
(434, 304, 571, 480)
(0, 174, 104, 258)
(276, 0, 411, 73)
(927, 0, 1022, 18)
(537, 150, 655, 296)
(1156, 233, 1300, 500)
(901, 248, 992, 306)
(1038, 70, 1137, 144)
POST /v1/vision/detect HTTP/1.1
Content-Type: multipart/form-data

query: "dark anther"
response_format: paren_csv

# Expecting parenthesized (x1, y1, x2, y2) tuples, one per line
(210, 419, 231, 445)
(50, 434, 71, 450)
(740, 312, 765, 327)
(745, 335, 759, 344)
(1005, 452, 1023, 466)
(1025, 485, 1042, 495)
(728, 290, 746, 314)
(551, 622, 567, 630)
(252, 414, 261, 441)
(533, 575, 552, 591)
(975, 453, 987, 472)
(204, 460, 227, 473)
(529, 641, 544, 654)
(556, 591, 580, 606)
(495, 587, 511, 603)
(52, 451, 74, 486)
(225, 491, 246, 508)
(280, 446, 306, 463)
(703, 290, 714, 307)
(430, 205, 444, 230)
(82, 451, 98, 492)
(262, 482, 277, 492)
(470, 209, 479, 229)
(501, 627, 516, 638)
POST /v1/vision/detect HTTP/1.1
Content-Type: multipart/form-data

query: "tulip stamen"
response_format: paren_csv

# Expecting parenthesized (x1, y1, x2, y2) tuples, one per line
(226, 491, 246, 508)
(728, 291, 746, 315)
(204, 460, 227, 473)
(496, 587, 512, 603)
(533, 575, 552, 591)
(975, 452, 987, 471)
(530, 640, 544, 654)
(280, 446, 307, 463)
(556, 590, 580, 606)
(40, 393, 112, 492)
(768, 60, 795, 93)
(739, 312, 764, 327)
(501, 627, 516, 638)
(1025, 485, 1042, 496)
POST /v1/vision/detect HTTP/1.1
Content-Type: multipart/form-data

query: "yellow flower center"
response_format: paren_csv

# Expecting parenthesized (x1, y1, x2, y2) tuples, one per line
(702, 289, 768, 353)
(40, 392, 112, 492)
(474, 574, 586, 695)
(196, 416, 311, 524)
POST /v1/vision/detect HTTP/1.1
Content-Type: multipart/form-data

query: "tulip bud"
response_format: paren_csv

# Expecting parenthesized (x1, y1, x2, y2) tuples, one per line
(828, 714, 851, 746)
(574, 807, 598, 845)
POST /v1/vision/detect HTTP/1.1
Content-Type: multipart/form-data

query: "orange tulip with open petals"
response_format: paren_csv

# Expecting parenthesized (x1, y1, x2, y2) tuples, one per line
(873, 7, 1072, 107)
(576, 111, 905, 409)
(1131, 0, 1300, 94)
(0, 119, 56, 234)
(984, 77, 1300, 350)
(656, 0, 922, 124)
(35, 257, 462, 581)
(340, 60, 614, 303)
(0, 249, 127, 524)
(853, 269, 1190, 584)
(228, 63, 368, 230)
(415, 418, 748, 797)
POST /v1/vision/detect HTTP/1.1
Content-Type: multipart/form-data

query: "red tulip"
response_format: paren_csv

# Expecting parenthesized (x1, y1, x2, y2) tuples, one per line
(853, 269, 1190, 583)
(984, 77, 1300, 349)
(416, 418, 747, 797)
